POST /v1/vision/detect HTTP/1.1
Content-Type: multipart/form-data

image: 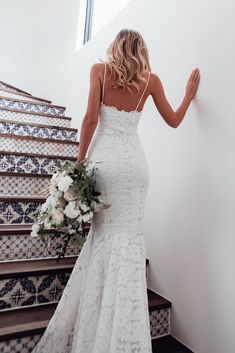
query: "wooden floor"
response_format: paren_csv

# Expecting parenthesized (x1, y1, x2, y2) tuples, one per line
(152, 335, 193, 353)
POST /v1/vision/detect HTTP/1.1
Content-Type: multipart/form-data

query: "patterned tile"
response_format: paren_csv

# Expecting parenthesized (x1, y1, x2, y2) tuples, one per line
(0, 109, 71, 128)
(0, 334, 41, 353)
(0, 175, 50, 196)
(0, 234, 82, 261)
(149, 308, 170, 338)
(0, 154, 70, 174)
(0, 89, 49, 104)
(0, 274, 61, 309)
(0, 136, 78, 157)
(0, 200, 43, 224)
(0, 121, 77, 142)
(0, 97, 65, 116)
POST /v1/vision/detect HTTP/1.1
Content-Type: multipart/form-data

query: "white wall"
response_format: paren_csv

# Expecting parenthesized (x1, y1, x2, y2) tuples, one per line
(1, 0, 234, 352)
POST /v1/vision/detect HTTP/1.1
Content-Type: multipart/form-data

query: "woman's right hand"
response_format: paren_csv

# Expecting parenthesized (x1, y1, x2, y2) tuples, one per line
(185, 68, 200, 99)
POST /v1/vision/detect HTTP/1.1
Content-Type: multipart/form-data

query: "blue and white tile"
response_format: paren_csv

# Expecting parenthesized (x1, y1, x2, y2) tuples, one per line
(0, 334, 41, 353)
(149, 308, 170, 338)
(0, 89, 50, 104)
(0, 97, 65, 117)
(0, 136, 78, 157)
(0, 234, 82, 261)
(0, 153, 72, 175)
(0, 200, 44, 224)
(0, 175, 50, 196)
(0, 121, 77, 142)
(0, 109, 71, 128)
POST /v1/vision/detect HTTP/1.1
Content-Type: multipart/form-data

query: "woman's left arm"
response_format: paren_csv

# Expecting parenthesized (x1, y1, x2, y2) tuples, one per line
(77, 63, 101, 162)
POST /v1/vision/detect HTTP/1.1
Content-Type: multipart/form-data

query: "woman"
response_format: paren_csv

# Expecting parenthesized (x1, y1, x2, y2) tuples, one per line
(32, 29, 200, 353)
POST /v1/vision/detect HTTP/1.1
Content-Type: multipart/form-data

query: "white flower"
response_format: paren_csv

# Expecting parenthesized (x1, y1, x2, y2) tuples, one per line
(81, 211, 93, 223)
(44, 217, 52, 229)
(49, 173, 58, 193)
(64, 201, 81, 219)
(41, 197, 53, 212)
(78, 200, 90, 212)
(50, 191, 62, 208)
(51, 208, 64, 225)
(30, 223, 40, 237)
(57, 175, 73, 193)
(64, 191, 74, 202)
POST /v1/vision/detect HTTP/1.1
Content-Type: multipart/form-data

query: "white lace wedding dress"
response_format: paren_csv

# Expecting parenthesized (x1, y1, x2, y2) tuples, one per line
(31, 64, 152, 353)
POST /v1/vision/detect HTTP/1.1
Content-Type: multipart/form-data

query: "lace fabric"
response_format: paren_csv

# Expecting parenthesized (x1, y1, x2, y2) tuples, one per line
(31, 83, 152, 353)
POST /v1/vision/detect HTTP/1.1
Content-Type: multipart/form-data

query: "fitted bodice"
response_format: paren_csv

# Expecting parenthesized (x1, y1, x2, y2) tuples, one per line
(98, 102, 142, 134)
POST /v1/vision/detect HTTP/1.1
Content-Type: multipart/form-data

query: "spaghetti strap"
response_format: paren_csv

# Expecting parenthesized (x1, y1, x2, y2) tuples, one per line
(101, 63, 107, 104)
(135, 71, 151, 111)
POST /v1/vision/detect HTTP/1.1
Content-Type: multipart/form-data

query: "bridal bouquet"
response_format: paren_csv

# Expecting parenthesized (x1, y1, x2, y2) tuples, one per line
(30, 158, 110, 259)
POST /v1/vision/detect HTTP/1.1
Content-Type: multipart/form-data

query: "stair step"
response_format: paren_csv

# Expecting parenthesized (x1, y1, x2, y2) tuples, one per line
(0, 287, 168, 342)
(0, 119, 78, 142)
(152, 335, 193, 353)
(0, 195, 46, 225)
(0, 134, 79, 157)
(0, 254, 148, 279)
(0, 88, 52, 104)
(0, 172, 51, 196)
(0, 151, 76, 175)
(0, 256, 79, 279)
(0, 96, 66, 117)
(0, 223, 85, 261)
(0, 107, 71, 128)
(0, 80, 31, 96)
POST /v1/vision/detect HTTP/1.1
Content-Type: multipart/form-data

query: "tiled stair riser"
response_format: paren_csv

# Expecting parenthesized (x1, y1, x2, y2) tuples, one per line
(0, 200, 44, 224)
(0, 234, 82, 261)
(0, 154, 72, 175)
(0, 98, 65, 117)
(0, 109, 71, 128)
(0, 272, 71, 310)
(0, 121, 77, 142)
(0, 175, 50, 196)
(0, 334, 41, 353)
(0, 137, 78, 157)
(0, 267, 149, 310)
(0, 90, 50, 104)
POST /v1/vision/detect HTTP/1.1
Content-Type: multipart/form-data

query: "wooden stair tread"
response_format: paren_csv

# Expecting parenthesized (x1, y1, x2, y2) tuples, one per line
(0, 118, 78, 132)
(0, 253, 148, 278)
(0, 150, 77, 160)
(0, 171, 52, 178)
(152, 335, 193, 352)
(0, 223, 90, 233)
(147, 289, 171, 310)
(0, 286, 169, 341)
(0, 256, 78, 279)
(0, 107, 72, 120)
(0, 195, 46, 201)
(0, 133, 79, 145)
(0, 80, 31, 96)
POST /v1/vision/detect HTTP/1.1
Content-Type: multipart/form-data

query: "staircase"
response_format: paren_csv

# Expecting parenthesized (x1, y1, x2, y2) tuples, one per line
(0, 80, 192, 353)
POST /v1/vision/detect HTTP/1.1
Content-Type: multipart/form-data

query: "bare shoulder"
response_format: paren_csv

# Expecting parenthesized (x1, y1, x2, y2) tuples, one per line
(90, 62, 104, 75)
(149, 72, 162, 90)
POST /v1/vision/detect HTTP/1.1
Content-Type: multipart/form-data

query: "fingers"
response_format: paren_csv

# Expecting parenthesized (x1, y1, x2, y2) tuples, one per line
(190, 68, 200, 83)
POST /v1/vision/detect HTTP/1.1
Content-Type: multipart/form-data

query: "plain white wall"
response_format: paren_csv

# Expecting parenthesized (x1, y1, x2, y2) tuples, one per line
(0, 0, 234, 352)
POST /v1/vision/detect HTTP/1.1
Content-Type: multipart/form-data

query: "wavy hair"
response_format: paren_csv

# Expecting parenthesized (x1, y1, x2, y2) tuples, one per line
(100, 28, 151, 93)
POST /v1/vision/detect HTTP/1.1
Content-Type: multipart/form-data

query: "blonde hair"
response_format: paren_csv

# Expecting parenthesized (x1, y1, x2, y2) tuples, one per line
(100, 28, 151, 93)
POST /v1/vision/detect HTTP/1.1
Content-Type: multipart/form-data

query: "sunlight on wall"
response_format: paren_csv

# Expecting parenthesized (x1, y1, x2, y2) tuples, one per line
(92, 0, 131, 36)
(75, 0, 131, 51)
